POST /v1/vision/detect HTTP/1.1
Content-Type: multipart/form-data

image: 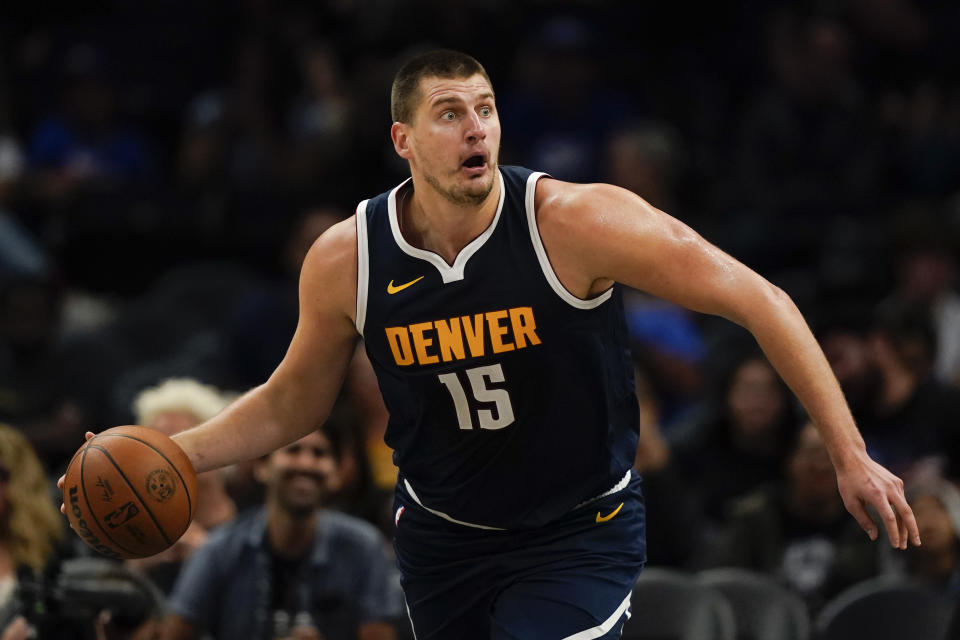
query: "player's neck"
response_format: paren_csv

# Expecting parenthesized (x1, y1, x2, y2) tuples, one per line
(403, 175, 500, 266)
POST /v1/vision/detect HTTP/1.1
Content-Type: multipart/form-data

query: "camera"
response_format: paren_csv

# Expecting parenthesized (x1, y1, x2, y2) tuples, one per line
(0, 558, 163, 639)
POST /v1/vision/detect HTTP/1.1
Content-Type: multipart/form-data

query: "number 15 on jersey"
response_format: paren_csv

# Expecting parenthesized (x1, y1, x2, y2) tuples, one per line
(438, 364, 515, 431)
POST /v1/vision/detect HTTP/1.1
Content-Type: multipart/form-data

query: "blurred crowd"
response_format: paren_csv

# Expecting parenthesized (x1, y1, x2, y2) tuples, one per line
(2, 0, 960, 638)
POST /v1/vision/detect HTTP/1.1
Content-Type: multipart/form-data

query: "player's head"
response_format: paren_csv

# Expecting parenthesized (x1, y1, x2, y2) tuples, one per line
(256, 429, 339, 518)
(390, 49, 500, 206)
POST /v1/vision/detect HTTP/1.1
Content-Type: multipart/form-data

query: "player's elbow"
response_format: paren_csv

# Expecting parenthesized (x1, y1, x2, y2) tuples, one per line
(726, 276, 797, 330)
(751, 279, 801, 326)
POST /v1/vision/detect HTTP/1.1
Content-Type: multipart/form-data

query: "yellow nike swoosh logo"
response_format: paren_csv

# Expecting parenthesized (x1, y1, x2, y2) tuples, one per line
(387, 276, 425, 294)
(595, 502, 624, 523)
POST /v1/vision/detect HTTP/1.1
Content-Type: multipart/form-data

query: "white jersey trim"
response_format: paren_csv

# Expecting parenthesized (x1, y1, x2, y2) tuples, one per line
(403, 479, 506, 531)
(388, 171, 506, 283)
(354, 199, 370, 336)
(524, 171, 613, 309)
(574, 469, 633, 509)
(562, 590, 633, 640)
(404, 596, 419, 640)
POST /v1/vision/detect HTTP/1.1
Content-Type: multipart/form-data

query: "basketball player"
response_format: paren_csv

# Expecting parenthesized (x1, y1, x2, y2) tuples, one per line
(62, 50, 919, 639)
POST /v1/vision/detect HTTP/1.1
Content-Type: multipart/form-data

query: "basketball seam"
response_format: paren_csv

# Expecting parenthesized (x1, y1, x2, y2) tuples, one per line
(79, 445, 140, 557)
(90, 444, 174, 547)
(98, 433, 194, 521)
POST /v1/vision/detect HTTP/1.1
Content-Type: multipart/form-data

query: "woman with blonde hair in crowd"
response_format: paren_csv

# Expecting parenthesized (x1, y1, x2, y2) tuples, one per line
(0, 423, 64, 639)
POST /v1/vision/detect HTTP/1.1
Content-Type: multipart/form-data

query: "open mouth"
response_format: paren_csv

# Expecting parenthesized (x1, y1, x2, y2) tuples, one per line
(462, 154, 486, 169)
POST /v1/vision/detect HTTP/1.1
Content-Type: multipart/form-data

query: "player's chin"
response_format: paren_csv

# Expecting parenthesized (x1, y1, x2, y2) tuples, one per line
(460, 168, 494, 194)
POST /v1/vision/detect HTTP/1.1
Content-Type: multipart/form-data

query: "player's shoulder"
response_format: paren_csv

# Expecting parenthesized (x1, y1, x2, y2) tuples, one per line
(299, 215, 358, 301)
(304, 215, 358, 266)
(533, 176, 629, 233)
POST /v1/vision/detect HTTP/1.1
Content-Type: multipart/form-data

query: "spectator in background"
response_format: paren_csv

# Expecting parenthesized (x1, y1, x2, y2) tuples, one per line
(622, 289, 706, 433)
(163, 426, 400, 640)
(732, 11, 881, 270)
(174, 91, 231, 236)
(603, 121, 681, 214)
(632, 366, 705, 569)
(285, 42, 354, 189)
(128, 378, 235, 594)
(333, 347, 396, 538)
(878, 80, 960, 199)
(818, 310, 876, 425)
(858, 304, 960, 477)
(883, 477, 960, 595)
(0, 274, 123, 471)
(26, 43, 153, 197)
(697, 421, 879, 613)
(0, 424, 65, 639)
(674, 350, 801, 527)
(229, 207, 345, 389)
(0, 77, 50, 278)
(214, 37, 285, 190)
(500, 15, 637, 182)
(881, 218, 960, 385)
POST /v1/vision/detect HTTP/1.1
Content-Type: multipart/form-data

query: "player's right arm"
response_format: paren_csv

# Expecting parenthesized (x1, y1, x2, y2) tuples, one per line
(172, 217, 360, 474)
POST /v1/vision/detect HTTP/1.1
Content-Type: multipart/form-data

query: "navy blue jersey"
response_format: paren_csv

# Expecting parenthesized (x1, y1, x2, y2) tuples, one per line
(355, 165, 638, 530)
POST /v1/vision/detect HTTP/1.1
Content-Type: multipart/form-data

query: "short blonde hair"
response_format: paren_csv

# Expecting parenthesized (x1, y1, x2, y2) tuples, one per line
(132, 378, 229, 426)
(0, 424, 63, 570)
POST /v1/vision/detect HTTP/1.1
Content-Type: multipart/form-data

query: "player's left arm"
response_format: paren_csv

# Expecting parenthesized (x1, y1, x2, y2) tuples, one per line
(535, 179, 920, 549)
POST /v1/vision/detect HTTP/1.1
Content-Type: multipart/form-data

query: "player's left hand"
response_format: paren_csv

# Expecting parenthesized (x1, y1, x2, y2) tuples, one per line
(58, 431, 96, 515)
(835, 449, 920, 549)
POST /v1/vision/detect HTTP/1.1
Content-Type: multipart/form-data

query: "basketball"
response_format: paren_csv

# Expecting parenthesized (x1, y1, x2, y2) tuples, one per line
(63, 425, 198, 559)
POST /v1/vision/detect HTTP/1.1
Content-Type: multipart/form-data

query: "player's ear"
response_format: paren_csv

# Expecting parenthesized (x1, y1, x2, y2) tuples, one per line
(391, 121, 412, 160)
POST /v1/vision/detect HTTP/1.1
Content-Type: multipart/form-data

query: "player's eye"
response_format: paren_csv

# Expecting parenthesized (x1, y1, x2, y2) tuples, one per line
(478, 106, 492, 117)
(441, 111, 457, 121)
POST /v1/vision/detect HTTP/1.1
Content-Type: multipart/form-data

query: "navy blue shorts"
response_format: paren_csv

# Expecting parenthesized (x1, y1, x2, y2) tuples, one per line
(393, 472, 647, 639)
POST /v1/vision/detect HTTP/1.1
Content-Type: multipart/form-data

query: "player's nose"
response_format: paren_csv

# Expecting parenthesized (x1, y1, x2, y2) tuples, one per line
(464, 111, 485, 141)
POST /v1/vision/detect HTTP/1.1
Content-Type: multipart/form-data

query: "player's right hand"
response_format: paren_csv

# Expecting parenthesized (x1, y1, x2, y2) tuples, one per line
(58, 431, 96, 515)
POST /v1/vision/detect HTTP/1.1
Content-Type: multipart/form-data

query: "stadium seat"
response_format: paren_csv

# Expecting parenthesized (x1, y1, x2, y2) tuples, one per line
(814, 576, 957, 640)
(622, 567, 736, 640)
(697, 567, 810, 640)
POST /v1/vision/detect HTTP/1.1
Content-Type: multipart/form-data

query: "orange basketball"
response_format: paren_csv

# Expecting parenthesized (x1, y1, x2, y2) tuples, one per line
(63, 425, 197, 559)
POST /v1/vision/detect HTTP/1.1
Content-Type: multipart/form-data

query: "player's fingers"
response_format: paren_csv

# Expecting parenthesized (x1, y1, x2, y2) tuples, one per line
(898, 513, 909, 550)
(890, 490, 922, 547)
(875, 498, 901, 548)
(60, 503, 66, 515)
(85, 431, 95, 440)
(57, 474, 65, 489)
(845, 499, 878, 541)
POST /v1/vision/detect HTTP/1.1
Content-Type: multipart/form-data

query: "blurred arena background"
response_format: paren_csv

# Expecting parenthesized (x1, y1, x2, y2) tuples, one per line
(1, 1, 960, 637)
